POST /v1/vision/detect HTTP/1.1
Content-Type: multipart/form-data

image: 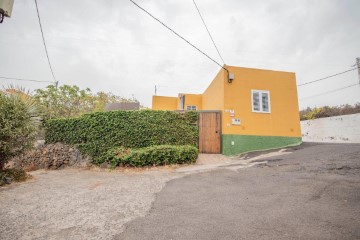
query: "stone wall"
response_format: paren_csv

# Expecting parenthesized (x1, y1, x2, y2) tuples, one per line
(9, 142, 92, 171)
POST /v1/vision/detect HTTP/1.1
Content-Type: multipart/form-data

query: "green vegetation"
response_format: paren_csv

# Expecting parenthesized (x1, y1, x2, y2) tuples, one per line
(300, 103, 360, 120)
(0, 168, 29, 186)
(0, 91, 41, 170)
(34, 84, 139, 119)
(45, 110, 198, 164)
(104, 145, 198, 167)
(1, 84, 198, 171)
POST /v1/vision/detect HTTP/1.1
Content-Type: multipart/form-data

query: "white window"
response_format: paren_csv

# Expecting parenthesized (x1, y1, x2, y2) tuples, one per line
(251, 90, 271, 113)
(186, 105, 197, 111)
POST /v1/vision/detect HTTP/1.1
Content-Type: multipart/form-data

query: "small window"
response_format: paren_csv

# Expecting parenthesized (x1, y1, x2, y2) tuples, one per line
(251, 90, 271, 113)
(186, 105, 197, 111)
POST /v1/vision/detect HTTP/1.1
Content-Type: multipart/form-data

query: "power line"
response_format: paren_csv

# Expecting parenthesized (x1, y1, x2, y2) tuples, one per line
(0, 76, 54, 83)
(300, 83, 359, 100)
(297, 68, 357, 87)
(34, 0, 58, 87)
(192, 0, 225, 64)
(129, 0, 228, 75)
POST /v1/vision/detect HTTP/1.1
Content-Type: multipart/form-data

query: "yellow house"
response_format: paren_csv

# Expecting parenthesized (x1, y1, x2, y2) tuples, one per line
(152, 65, 302, 155)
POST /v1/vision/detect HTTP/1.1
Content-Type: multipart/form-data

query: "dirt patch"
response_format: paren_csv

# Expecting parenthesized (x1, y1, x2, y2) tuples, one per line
(0, 168, 183, 240)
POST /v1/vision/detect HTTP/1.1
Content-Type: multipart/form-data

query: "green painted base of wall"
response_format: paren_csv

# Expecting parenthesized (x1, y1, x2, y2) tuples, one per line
(222, 134, 302, 156)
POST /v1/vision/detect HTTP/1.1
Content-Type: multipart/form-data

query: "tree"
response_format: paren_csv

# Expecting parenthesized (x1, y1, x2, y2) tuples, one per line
(34, 85, 93, 119)
(0, 91, 41, 170)
(34, 85, 139, 119)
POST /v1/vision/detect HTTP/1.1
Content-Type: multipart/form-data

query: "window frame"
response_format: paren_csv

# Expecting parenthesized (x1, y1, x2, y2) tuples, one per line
(186, 105, 197, 111)
(251, 90, 271, 114)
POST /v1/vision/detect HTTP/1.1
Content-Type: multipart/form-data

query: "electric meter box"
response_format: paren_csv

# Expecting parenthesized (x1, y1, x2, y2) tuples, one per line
(229, 73, 235, 81)
(0, 0, 14, 17)
(232, 118, 241, 125)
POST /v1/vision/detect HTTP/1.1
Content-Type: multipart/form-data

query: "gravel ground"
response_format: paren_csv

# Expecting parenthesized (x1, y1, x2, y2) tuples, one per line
(1, 143, 359, 240)
(0, 168, 181, 240)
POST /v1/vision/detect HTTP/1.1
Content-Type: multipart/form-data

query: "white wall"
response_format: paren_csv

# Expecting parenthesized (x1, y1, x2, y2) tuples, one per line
(301, 113, 360, 143)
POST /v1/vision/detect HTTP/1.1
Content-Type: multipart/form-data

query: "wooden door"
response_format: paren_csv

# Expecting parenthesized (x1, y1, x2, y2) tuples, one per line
(198, 112, 221, 153)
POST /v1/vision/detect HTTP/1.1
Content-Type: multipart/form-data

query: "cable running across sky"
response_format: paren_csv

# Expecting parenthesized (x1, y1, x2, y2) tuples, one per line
(300, 83, 359, 100)
(192, 0, 225, 65)
(298, 68, 357, 87)
(34, 0, 58, 86)
(0, 76, 54, 83)
(129, 0, 228, 75)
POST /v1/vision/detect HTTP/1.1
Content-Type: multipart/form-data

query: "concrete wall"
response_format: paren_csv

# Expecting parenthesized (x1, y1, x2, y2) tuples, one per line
(152, 94, 202, 110)
(184, 94, 203, 110)
(202, 68, 225, 111)
(301, 113, 360, 143)
(152, 96, 178, 110)
(222, 66, 301, 137)
(150, 65, 303, 155)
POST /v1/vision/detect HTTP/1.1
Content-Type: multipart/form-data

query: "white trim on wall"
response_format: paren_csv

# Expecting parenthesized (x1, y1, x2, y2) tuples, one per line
(251, 89, 271, 113)
(186, 105, 197, 111)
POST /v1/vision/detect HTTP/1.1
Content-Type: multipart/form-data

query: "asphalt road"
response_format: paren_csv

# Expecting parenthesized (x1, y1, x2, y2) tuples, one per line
(119, 143, 360, 240)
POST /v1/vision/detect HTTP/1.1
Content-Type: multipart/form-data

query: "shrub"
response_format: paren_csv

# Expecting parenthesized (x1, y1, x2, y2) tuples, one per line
(104, 145, 198, 167)
(300, 103, 360, 120)
(44, 110, 198, 163)
(0, 168, 29, 186)
(0, 92, 41, 169)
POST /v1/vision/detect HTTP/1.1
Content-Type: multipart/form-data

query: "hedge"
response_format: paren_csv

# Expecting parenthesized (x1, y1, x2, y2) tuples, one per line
(104, 145, 198, 167)
(44, 110, 198, 163)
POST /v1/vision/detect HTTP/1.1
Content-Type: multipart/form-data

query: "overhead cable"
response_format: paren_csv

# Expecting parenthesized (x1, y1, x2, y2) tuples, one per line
(192, 0, 225, 64)
(129, 0, 228, 74)
(0, 76, 54, 83)
(298, 68, 357, 87)
(300, 83, 359, 100)
(34, 0, 58, 86)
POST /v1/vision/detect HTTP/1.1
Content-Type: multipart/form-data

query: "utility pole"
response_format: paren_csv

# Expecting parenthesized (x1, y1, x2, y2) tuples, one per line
(356, 57, 360, 84)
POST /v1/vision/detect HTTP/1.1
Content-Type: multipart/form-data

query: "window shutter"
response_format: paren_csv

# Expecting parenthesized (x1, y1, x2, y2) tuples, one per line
(252, 92, 260, 111)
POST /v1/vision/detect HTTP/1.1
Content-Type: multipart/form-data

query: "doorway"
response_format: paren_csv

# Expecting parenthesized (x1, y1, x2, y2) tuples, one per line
(198, 111, 221, 154)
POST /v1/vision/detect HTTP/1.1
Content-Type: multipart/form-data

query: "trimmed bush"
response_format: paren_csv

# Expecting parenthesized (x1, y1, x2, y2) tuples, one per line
(44, 110, 198, 163)
(104, 145, 198, 167)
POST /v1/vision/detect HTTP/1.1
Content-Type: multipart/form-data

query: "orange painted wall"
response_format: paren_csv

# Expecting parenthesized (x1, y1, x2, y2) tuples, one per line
(152, 96, 178, 110)
(202, 68, 226, 111)
(151, 66, 301, 139)
(184, 94, 203, 110)
(222, 66, 301, 137)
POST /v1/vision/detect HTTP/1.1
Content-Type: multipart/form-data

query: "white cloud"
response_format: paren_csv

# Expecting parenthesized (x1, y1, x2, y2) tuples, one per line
(0, 0, 359, 108)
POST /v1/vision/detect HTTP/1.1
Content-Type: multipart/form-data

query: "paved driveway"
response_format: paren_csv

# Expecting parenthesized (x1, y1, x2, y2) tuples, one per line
(119, 143, 360, 240)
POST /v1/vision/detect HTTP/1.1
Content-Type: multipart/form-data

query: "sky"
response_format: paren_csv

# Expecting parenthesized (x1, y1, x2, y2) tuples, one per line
(0, 0, 359, 109)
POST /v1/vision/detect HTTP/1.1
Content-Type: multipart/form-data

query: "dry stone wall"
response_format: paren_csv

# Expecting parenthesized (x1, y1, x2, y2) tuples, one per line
(9, 142, 91, 171)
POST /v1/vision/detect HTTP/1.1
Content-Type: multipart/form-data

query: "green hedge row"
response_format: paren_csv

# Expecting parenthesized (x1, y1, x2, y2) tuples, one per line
(45, 110, 198, 163)
(104, 145, 198, 167)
